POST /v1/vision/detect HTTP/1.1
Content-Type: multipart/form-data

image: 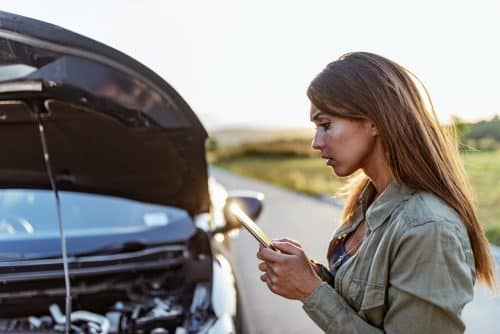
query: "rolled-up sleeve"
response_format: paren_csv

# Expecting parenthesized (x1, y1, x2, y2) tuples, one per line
(302, 219, 475, 333)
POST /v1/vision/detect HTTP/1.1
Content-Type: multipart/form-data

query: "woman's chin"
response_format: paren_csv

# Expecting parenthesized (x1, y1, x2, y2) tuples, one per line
(330, 165, 351, 178)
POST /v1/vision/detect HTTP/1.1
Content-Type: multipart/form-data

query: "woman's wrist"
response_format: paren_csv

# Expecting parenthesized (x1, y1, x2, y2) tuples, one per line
(299, 274, 323, 302)
(309, 259, 324, 276)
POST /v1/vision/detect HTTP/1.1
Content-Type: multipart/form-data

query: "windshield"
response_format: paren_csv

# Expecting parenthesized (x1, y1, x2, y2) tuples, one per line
(0, 189, 189, 238)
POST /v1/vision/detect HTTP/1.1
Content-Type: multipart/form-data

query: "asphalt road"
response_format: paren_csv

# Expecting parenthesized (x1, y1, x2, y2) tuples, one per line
(209, 167, 500, 334)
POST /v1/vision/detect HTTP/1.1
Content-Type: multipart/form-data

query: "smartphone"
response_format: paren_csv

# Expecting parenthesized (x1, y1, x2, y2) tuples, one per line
(229, 204, 276, 250)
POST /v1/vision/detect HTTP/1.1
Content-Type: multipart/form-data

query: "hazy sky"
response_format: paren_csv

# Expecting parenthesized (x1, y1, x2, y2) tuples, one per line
(2, 1, 499, 130)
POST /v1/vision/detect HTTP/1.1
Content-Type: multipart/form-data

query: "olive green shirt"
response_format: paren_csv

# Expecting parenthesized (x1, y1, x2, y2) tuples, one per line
(303, 180, 475, 333)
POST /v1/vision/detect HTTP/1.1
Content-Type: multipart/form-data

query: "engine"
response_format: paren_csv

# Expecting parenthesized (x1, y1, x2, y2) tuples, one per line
(0, 278, 214, 334)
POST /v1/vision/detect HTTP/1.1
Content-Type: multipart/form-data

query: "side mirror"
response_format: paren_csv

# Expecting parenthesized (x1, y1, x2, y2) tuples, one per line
(222, 191, 264, 231)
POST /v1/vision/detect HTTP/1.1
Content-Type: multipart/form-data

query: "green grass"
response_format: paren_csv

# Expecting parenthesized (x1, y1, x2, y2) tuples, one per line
(216, 156, 346, 196)
(462, 150, 500, 245)
(213, 150, 500, 246)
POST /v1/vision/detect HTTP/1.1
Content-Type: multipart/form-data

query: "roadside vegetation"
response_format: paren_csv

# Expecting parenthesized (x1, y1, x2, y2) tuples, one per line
(208, 116, 500, 246)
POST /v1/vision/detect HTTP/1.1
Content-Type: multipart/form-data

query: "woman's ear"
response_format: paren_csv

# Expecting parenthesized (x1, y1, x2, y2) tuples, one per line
(369, 121, 379, 136)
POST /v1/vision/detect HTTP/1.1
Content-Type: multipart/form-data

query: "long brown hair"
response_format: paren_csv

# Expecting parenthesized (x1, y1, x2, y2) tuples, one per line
(307, 52, 497, 289)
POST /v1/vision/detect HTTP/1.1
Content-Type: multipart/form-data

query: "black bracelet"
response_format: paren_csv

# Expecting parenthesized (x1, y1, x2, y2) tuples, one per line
(310, 259, 334, 286)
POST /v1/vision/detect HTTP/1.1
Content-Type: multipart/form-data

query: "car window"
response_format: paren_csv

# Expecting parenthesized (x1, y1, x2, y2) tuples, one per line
(0, 189, 186, 237)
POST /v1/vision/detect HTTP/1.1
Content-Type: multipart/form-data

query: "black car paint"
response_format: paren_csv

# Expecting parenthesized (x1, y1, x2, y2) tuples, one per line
(0, 10, 209, 216)
(0, 10, 257, 334)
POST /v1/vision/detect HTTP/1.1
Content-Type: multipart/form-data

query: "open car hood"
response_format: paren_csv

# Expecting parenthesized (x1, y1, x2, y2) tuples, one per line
(0, 11, 210, 215)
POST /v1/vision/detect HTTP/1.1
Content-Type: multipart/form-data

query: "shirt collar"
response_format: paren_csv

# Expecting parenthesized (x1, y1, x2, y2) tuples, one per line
(365, 179, 416, 231)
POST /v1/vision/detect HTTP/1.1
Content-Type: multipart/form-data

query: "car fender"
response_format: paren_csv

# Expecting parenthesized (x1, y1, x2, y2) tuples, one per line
(211, 254, 237, 318)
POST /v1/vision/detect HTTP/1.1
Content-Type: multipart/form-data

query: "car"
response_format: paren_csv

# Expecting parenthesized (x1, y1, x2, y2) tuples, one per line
(0, 10, 263, 334)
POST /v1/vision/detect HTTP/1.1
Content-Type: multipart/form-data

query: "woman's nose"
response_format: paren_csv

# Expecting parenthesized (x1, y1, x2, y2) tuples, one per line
(311, 131, 324, 150)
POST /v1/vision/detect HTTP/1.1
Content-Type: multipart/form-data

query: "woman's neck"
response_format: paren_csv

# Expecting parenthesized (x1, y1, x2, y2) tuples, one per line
(370, 172, 394, 195)
(362, 138, 394, 194)
(363, 155, 394, 195)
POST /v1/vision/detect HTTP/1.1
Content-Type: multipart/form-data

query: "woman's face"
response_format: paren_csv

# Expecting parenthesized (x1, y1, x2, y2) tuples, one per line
(310, 104, 378, 177)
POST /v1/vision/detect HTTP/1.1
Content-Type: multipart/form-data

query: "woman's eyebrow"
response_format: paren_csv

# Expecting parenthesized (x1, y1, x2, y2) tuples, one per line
(310, 110, 323, 121)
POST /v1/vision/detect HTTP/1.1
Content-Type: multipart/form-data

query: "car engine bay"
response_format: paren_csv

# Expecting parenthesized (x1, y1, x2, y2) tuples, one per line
(1, 284, 211, 333)
(0, 246, 218, 334)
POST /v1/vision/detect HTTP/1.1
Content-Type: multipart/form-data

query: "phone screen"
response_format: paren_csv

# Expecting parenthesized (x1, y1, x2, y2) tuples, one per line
(229, 204, 275, 250)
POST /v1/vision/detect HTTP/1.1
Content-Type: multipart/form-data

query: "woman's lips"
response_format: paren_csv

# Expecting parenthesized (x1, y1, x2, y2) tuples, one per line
(322, 156, 335, 166)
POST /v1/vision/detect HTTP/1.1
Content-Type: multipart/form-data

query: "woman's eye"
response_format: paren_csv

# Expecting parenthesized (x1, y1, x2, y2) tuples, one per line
(319, 122, 330, 130)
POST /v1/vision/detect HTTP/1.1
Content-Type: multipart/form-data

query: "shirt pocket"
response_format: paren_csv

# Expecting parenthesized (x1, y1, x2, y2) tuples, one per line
(360, 282, 385, 310)
(346, 279, 386, 313)
(359, 282, 386, 327)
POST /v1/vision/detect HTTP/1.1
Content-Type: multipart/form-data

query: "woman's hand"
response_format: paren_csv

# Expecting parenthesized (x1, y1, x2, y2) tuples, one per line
(257, 238, 322, 302)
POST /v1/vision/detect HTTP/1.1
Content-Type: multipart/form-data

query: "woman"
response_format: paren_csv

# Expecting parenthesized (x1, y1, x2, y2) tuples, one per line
(257, 52, 497, 333)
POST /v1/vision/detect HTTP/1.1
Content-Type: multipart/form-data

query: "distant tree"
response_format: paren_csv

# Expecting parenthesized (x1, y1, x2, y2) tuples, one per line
(450, 115, 469, 144)
(466, 118, 500, 141)
(206, 137, 219, 152)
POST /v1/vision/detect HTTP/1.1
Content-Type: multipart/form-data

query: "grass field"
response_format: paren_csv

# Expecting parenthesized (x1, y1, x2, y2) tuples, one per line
(462, 151, 500, 245)
(214, 150, 500, 246)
